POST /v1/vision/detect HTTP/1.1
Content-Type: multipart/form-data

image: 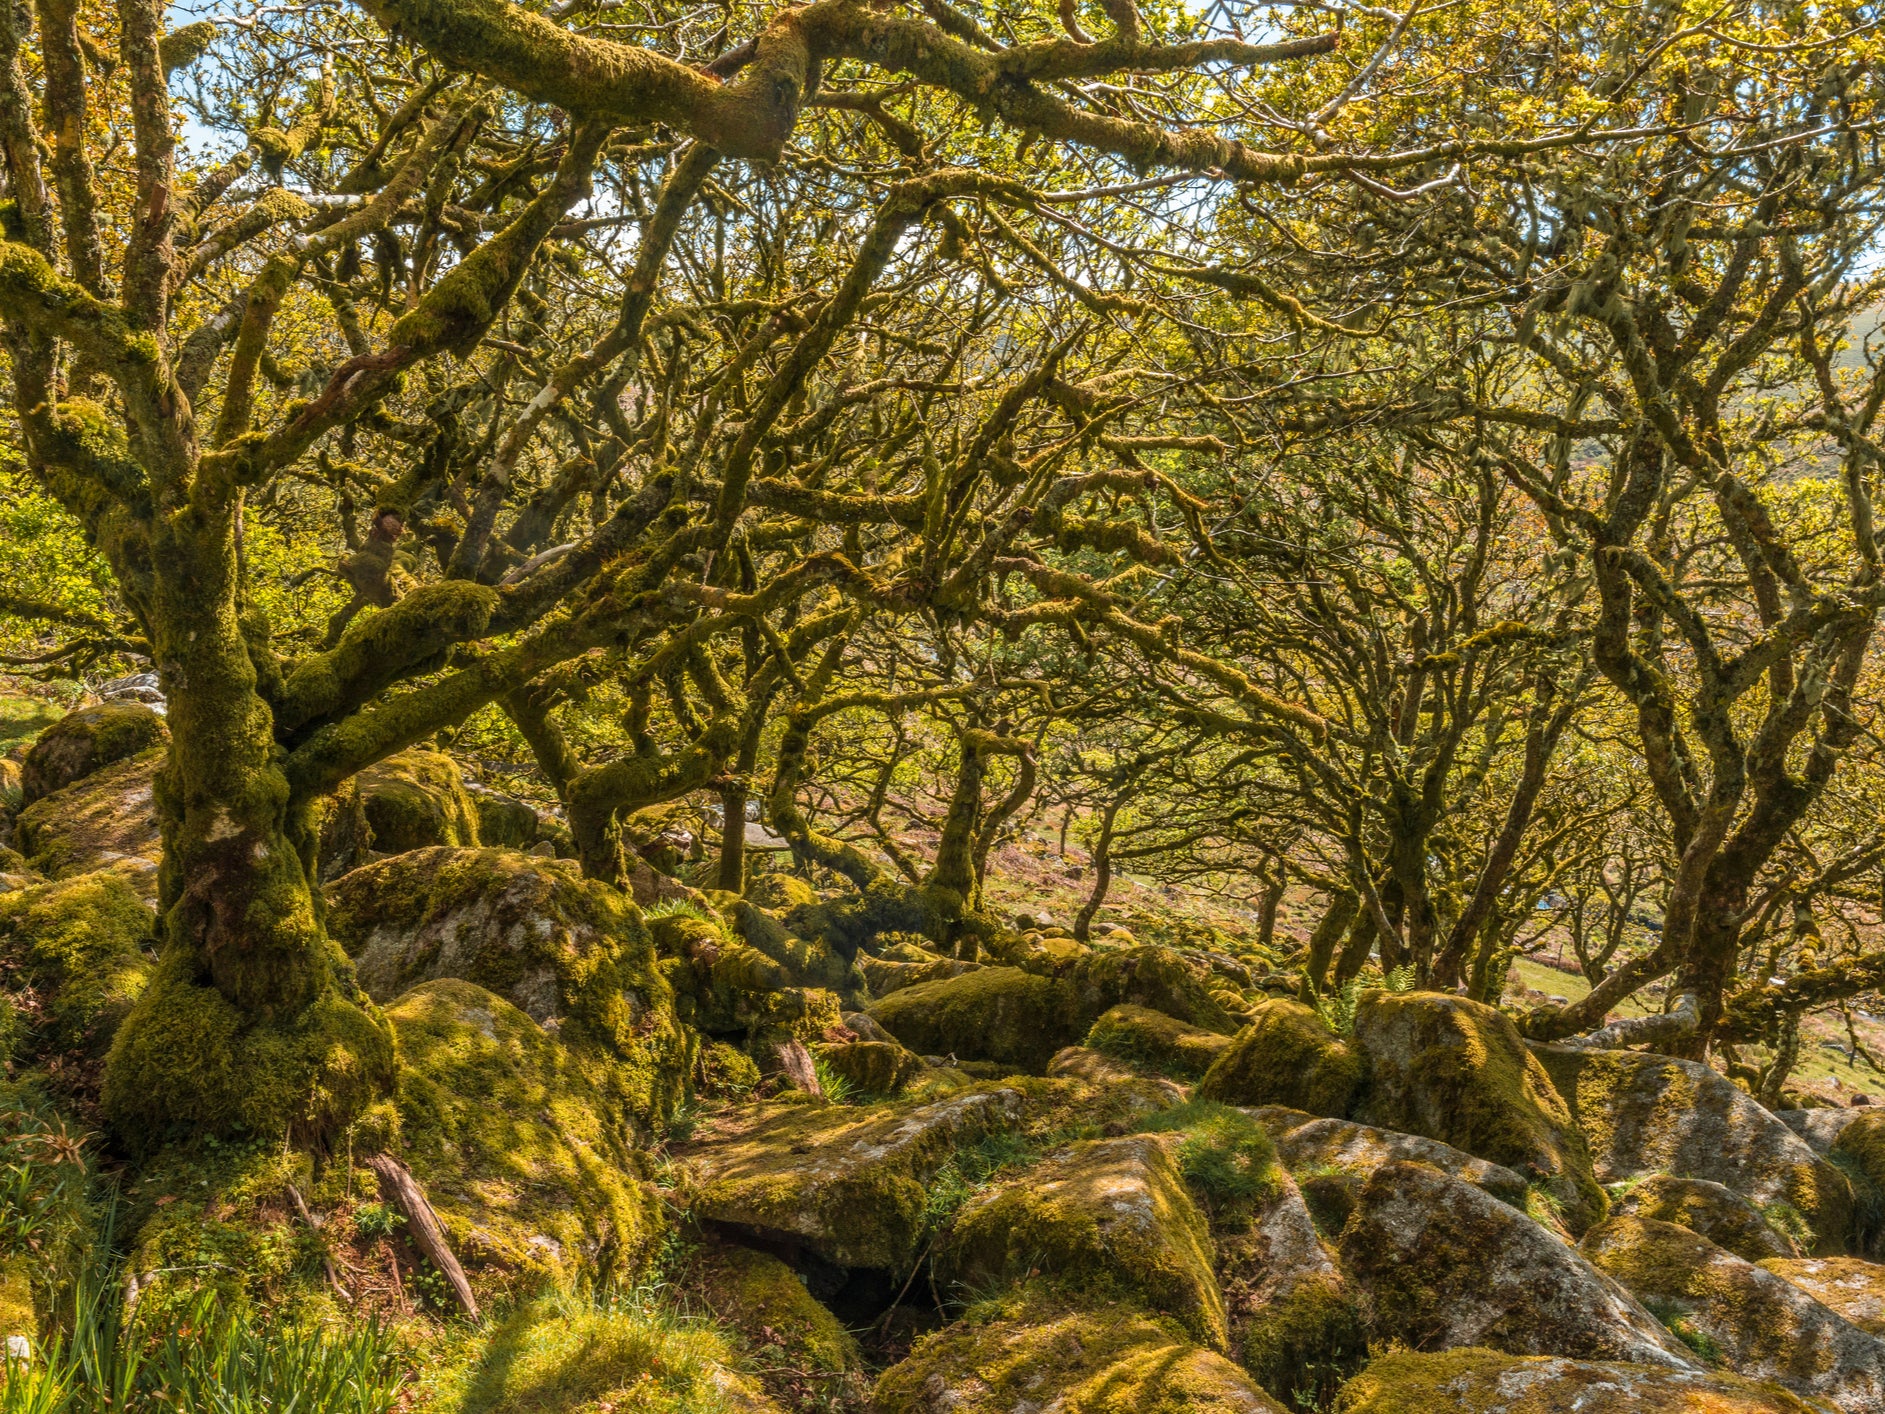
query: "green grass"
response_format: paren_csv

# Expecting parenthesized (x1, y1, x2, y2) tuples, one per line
(1134, 1100, 1281, 1226)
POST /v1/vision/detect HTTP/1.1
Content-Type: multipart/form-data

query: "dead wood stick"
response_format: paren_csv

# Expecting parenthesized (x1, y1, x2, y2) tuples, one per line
(364, 1153, 479, 1320)
(286, 1181, 352, 1304)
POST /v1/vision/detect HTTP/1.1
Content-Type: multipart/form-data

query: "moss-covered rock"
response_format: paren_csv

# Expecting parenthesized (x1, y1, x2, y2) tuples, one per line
(0, 865, 154, 1058)
(678, 1086, 1029, 1271)
(1336, 1160, 1691, 1367)
(19, 702, 167, 806)
(327, 847, 689, 1130)
(1047, 1045, 1188, 1110)
(1085, 1004, 1234, 1081)
(1354, 993, 1605, 1234)
(437, 1290, 776, 1413)
(745, 874, 819, 912)
(1333, 1348, 1825, 1413)
(712, 894, 857, 997)
(14, 749, 162, 894)
(679, 1237, 864, 1401)
(1539, 1044, 1852, 1254)
(1065, 946, 1241, 1035)
(1217, 1167, 1365, 1406)
(871, 1284, 1288, 1414)
(858, 953, 982, 997)
(1779, 1108, 1861, 1155)
(386, 979, 662, 1296)
(1195, 1000, 1364, 1116)
(812, 1038, 926, 1097)
(1614, 1175, 1803, 1262)
(355, 749, 481, 854)
(1253, 1109, 1530, 1237)
(869, 966, 1076, 1072)
(1582, 1215, 1885, 1410)
(470, 786, 541, 849)
(934, 1133, 1229, 1348)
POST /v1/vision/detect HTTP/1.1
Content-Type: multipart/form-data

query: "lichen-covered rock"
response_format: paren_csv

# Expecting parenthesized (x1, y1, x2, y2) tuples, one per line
(812, 1038, 926, 1097)
(1252, 1109, 1530, 1236)
(1047, 1045, 1187, 1109)
(679, 1238, 865, 1402)
(1336, 1160, 1692, 1367)
(1760, 1257, 1885, 1337)
(1582, 1215, 1885, 1411)
(383, 979, 662, 1295)
(1195, 1001, 1365, 1116)
(1780, 1108, 1862, 1155)
(678, 1087, 1027, 1271)
(14, 750, 162, 894)
(1537, 1044, 1851, 1253)
(935, 1134, 1228, 1348)
(0, 865, 153, 1057)
(869, 966, 1076, 1072)
(1354, 993, 1605, 1234)
(858, 953, 982, 997)
(1220, 1170, 1366, 1406)
(1333, 1348, 1825, 1413)
(871, 1285, 1288, 1414)
(19, 702, 167, 806)
(1614, 1175, 1802, 1262)
(1086, 1004, 1234, 1081)
(327, 847, 689, 1129)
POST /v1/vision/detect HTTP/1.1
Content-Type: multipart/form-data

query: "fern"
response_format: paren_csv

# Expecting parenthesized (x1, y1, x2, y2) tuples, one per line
(1385, 964, 1417, 993)
(1308, 966, 1417, 1037)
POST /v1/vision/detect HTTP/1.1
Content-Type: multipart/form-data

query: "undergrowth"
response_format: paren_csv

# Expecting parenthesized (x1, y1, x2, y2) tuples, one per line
(1134, 1100, 1280, 1226)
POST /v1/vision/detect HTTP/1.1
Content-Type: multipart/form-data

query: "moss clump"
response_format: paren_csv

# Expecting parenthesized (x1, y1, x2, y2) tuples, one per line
(696, 1040, 761, 1098)
(712, 895, 855, 996)
(869, 966, 1076, 1071)
(101, 949, 396, 1144)
(0, 695, 64, 756)
(1084, 1004, 1233, 1082)
(431, 1289, 758, 1413)
(0, 865, 154, 1057)
(471, 788, 540, 849)
(1132, 1100, 1282, 1229)
(1615, 1174, 1801, 1262)
(1354, 992, 1605, 1234)
(680, 1238, 863, 1393)
(20, 702, 168, 806)
(14, 749, 163, 888)
(872, 1283, 1287, 1414)
(858, 953, 983, 998)
(327, 847, 691, 1131)
(1333, 1347, 1824, 1413)
(388, 979, 663, 1294)
(1195, 1000, 1364, 1116)
(1236, 1271, 1367, 1408)
(812, 1038, 925, 1098)
(744, 874, 818, 912)
(933, 1133, 1228, 1348)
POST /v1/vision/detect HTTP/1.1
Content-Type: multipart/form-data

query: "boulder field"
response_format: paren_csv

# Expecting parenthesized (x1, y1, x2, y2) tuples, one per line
(3, 696, 1884, 1412)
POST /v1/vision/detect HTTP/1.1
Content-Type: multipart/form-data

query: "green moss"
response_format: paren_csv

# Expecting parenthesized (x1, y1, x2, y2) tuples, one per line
(696, 1041, 761, 1099)
(1065, 947, 1241, 1035)
(812, 1039, 925, 1098)
(858, 953, 983, 998)
(473, 790, 540, 849)
(101, 949, 396, 1143)
(1616, 1175, 1801, 1262)
(1195, 1000, 1364, 1116)
(713, 896, 854, 995)
(327, 847, 690, 1131)
(1333, 1347, 1823, 1413)
(0, 866, 155, 1057)
(1235, 1270, 1366, 1408)
(353, 749, 481, 854)
(0, 695, 65, 755)
(20, 702, 168, 806)
(1084, 1004, 1233, 1081)
(869, 966, 1076, 1071)
(872, 1282, 1285, 1414)
(1355, 993, 1605, 1234)
(933, 1133, 1228, 1348)
(1132, 1100, 1281, 1229)
(744, 874, 818, 912)
(0, 1257, 32, 1336)
(432, 1289, 756, 1413)
(388, 978, 662, 1296)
